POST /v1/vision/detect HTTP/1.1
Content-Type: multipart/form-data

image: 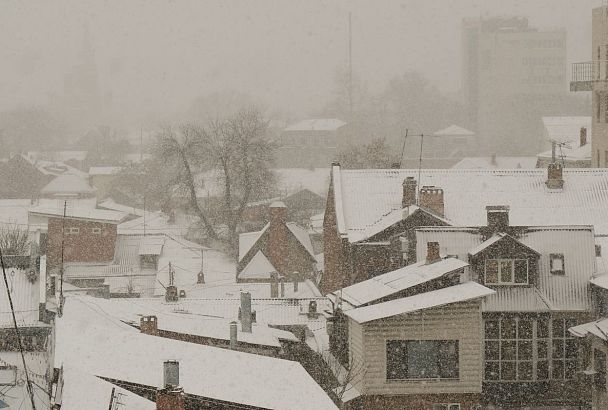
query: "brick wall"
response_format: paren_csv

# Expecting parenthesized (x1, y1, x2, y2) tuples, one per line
(350, 393, 481, 410)
(47, 217, 117, 270)
(321, 183, 349, 294)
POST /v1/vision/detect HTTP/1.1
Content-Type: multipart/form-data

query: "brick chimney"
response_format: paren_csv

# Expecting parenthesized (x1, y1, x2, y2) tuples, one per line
(156, 361, 184, 410)
(240, 292, 252, 333)
(141, 316, 158, 336)
(580, 127, 587, 147)
(546, 162, 564, 189)
(402, 177, 417, 207)
(486, 205, 509, 232)
(419, 186, 445, 217)
(426, 242, 441, 264)
(267, 201, 288, 275)
(270, 271, 279, 298)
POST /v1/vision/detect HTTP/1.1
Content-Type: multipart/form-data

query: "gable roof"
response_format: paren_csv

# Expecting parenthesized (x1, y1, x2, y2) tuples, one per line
(40, 174, 96, 195)
(469, 233, 540, 257)
(238, 224, 269, 261)
(29, 206, 127, 223)
(452, 156, 537, 169)
(331, 166, 608, 242)
(284, 118, 346, 132)
(333, 257, 469, 308)
(238, 251, 277, 280)
(433, 124, 475, 137)
(570, 318, 608, 340)
(344, 282, 494, 324)
(238, 222, 315, 264)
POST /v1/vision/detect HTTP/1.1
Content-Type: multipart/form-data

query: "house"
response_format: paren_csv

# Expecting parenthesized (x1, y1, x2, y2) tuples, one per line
(0, 154, 54, 199)
(38, 173, 98, 209)
(414, 207, 596, 407)
(323, 163, 608, 294)
(237, 201, 317, 284)
(53, 296, 339, 409)
(536, 117, 591, 168)
(425, 124, 476, 159)
(88, 166, 122, 200)
(276, 119, 348, 168)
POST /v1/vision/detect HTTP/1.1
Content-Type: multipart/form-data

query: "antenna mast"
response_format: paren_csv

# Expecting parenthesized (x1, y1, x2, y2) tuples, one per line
(348, 11, 353, 120)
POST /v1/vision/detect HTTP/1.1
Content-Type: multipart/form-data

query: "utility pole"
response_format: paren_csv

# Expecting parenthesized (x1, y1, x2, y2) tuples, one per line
(348, 11, 353, 121)
(59, 200, 66, 315)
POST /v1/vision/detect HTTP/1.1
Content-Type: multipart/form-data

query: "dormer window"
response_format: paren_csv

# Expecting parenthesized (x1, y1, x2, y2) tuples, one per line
(550, 254, 565, 275)
(484, 259, 528, 285)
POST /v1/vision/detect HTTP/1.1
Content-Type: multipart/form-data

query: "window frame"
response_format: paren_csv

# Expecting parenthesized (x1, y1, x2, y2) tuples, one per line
(550, 253, 565, 275)
(386, 339, 459, 381)
(64, 227, 79, 235)
(484, 258, 529, 285)
(91, 227, 102, 234)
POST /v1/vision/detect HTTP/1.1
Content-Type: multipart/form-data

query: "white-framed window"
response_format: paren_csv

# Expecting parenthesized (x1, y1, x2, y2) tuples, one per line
(432, 404, 460, 410)
(64, 227, 79, 235)
(399, 237, 409, 263)
(550, 253, 565, 275)
(386, 340, 459, 380)
(92, 227, 102, 234)
(484, 259, 528, 285)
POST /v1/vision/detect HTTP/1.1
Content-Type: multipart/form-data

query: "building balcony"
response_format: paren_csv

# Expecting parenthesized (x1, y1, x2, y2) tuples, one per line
(570, 61, 608, 91)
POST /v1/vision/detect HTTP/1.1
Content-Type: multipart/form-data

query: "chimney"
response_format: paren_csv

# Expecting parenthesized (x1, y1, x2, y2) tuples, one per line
(268, 202, 288, 275)
(141, 316, 158, 336)
(486, 205, 509, 232)
(546, 162, 564, 189)
(402, 177, 417, 208)
(270, 272, 279, 298)
(391, 162, 401, 169)
(580, 127, 587, 147)
(293, 279, 299, 293)
(157, 361, 184, 410)
(241, 292, 252, 333)
(230, 321, 237, 349)
(419, 186, 445, 217)
(197, 250, 205, 284)
(426, 242, 441, 264)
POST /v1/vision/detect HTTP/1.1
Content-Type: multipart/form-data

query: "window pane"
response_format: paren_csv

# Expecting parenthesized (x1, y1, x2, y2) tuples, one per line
(500, 260, 513, 282)
(565, 359, 577, 379)
(485, 260, 498, 284)
(485, 321, 499, 339)
(518, 320, 532, 339)
(485, 361, 500, 381)
(565, 339, 578, 359)
(565, 319, 577, 331)
(552, 255, 564, 271)
(514, 260, 528, 283)
(438, 341, 459, 379)
(518, 340, 532, 360)
(538, 340, 548, 359)
(407, 341, 439, 378)
(502, 362, 516, 380)
(501, 341, 516, 360)
(537, 318, 549, 338)
(386, 341, 407, 379)
(501, 320, 516, 339)
(552, 360, 565, 379)
(553, 319, 565, 338)
(485, 341, 499, 360)
(553, 339, 564, 358)
(537, 360, 549, 380)
(518, 361, 533, 380)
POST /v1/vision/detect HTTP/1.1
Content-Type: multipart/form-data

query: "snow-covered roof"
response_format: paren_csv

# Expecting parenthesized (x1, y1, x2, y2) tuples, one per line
(570, 318, 608, 340)
(284, 118, 347, 132)
(118, 212, 193, 236)
(138, 235, 165, 255)
(543, 116, 591, 145)
(451, 156, 537, 169)
(334, 257, 469, 308)
(482, 287, 551, 312)
(433, 124, 475, 137)
(238, 224, 269, 261)
(58, 365, 155, 410)
(537, 142, 591, 161)
(29, 206, 126, 223)
(88, 166, 122, 176)
(344, 282, 494, 324)
(0, 268, 41, 326)
(55, 296, 338, 409)
(40, 174, 96, 195)
(287, 222, 315, 257)
(468, 233, 540, 257)
(331, 166, 608, 242)
(98, 199, 146, 217)
(238, 251, 277, 280)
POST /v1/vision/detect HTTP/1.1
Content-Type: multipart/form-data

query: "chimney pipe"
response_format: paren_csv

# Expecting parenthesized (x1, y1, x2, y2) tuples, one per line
(230, 321, 237, 349)
(546, 162, 564, 189)
(270, 272, 279, 298)
(241, 292, 252, 333)
(580, 127, 587, 147)
(402, 177, 417, 208)
(486, 205, 510, 232)
(426, 242, 441, 264)
(141, 316, 158, 336)
(157, 361, 184, 410)
(419, 186, 445, 217)
(163, 361, 179, 388)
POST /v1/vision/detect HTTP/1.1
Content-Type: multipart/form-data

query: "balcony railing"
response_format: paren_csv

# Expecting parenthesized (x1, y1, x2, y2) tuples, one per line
(570, 61, 608, 91)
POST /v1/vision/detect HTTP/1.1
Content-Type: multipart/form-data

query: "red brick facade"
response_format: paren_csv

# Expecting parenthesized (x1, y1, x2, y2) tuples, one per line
(156, 387, 185, 410)
(267, 204, 288, 275)
(47, 217, 117, 270)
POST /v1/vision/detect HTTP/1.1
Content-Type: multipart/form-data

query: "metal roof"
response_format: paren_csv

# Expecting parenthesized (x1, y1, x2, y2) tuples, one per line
(344, 282, 494, 324)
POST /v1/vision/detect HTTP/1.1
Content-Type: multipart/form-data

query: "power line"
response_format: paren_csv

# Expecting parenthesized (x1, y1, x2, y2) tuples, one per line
(0, 247, 37, 410)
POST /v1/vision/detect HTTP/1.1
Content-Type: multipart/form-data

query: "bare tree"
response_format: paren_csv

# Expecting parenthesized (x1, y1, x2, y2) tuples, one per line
(337, 137, 399, 169)
(0, 223, 30, 255)
(321, 350, 366, 409)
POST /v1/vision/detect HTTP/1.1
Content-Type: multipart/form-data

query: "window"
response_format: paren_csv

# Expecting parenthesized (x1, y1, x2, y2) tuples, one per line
(595, 349, 607, 391)
(550, 254, 565, 275)
(597, 93, 601, 122)
(386, 340, 459, 380)
(552, 318, 578, 380)
(597, 244, 602, 257)
(484, 259, 528, 285)
(432, 405, 460, 410)
(64, 227, 79, 235)
(140, 254, 158, 270)
(92, 227, 101, 234)
(399, 237, 409, 263)
(484, 317, 548, 382)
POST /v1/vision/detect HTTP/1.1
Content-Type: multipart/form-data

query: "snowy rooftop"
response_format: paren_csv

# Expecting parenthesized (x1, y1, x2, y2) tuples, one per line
(451, 156, 537, 169)
(569, 318, 608, 340)
(98, 198, 146, 217)
(238, 222, 314, 263)
(332, 166, 608, 241)
(40, 174, 96, 195)
(284, 118, 346, 132)
(29, 205, 127, 223)
(88, 166, 122, 176)
(55, 296, 338, 409)
(542, 116, 591, 145)
(239, 250, 277, 280)
(333, 257, 468, 308)
(344, 282, 494, 324)
(537, 142, 591, 161)
(433, 124, 475, 137)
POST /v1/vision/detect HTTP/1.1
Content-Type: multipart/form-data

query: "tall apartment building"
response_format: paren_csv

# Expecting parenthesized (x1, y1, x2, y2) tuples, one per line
(571, 6, 608, 167)
(463, 17, 567, 155)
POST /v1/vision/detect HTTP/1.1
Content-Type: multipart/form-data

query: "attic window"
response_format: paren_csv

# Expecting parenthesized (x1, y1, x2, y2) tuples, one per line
(550, 254, 565, 275)
(596, 245, 602, 257)
(484, 259, 528, 285)
(92, 228, 101, 234)
(64, 227, 79, 235)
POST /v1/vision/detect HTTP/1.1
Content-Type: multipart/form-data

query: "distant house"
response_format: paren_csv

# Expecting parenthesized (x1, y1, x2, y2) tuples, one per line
(536, 118, 592, 168)
(39, 173, 98, 209)
(0, 155, 54, 199)
(426, 125, 476, 158)
(277, 119, 348, 168)
(237, 202, 317, 284)
(452, 155, 537, 169)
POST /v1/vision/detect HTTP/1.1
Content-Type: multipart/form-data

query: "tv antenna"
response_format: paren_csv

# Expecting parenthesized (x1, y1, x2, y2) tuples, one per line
(548, 139, 571, 165)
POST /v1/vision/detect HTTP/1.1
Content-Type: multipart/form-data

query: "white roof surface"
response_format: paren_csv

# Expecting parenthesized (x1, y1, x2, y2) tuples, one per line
(284, 118, 346, 132)
(88, 166, 122, 175)
(29, 206, 126, 223)
(238, 224, 268, 261)
(537, 143, 591, 161)
(344, 282, 494, 324)
(543, 116, 591, 145)
(0, 268, 41, 326)
(40, 174, 96, 194)
(138, 235, 165, 255)
(452, 156, 537, 169)
(433, 124, 475, 137)
(98, 198, 146, 217)
(238, 251, 277, 279)
(570, 318, 608, 340)
(334, 257, 469, 308)
(332, 166, 608, 241)
(55, 296, 338, 409)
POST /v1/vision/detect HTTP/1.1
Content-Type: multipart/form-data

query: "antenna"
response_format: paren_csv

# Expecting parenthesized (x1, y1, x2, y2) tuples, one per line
(348, 11, 353, 120)
(417, 133, 425, 203)
(399, 129, 409, 167)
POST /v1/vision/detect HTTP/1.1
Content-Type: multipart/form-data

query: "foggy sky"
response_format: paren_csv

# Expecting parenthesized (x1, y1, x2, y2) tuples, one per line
(0, 0, 602, 125)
